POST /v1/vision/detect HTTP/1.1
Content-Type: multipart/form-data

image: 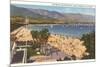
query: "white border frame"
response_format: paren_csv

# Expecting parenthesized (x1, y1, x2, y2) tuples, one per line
(11, 59, 95, 67)
(10, 0, 96, 67)
(11, 0, 95, 8)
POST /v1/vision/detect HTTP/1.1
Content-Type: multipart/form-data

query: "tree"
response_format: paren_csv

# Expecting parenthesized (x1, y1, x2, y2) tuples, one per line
(31, 29, 50, 55)
(81, 31, 95, 59)
(39, 29, 50, 44)
(31, 31, 40, 49)
(39, 29, 50, 55)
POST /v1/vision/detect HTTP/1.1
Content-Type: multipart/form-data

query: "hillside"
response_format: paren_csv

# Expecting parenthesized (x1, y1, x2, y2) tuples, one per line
(10, 5, 95, 24)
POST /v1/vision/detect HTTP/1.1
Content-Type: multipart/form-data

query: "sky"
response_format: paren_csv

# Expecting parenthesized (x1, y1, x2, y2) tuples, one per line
(13, 4, 95, 16)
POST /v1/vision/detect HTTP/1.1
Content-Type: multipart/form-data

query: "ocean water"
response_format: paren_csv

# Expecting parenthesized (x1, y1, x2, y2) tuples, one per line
(26, 24, 95, 38)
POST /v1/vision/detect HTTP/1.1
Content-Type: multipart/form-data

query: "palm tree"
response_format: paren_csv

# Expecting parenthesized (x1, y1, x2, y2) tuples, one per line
(39, 29, 50, 55)
(31, 28, 50, 55)
(31, 31, 40, 49)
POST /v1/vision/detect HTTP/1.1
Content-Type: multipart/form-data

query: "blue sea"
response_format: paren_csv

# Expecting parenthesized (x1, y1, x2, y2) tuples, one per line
(26, 24, 95, 38)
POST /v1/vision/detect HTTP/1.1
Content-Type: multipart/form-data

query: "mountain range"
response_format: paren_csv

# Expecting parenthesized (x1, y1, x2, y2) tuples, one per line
(10, 5, 95, 24)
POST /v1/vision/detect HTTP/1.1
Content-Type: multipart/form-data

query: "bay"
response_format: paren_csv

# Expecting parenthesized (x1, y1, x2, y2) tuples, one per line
(26, 24, 95, 38)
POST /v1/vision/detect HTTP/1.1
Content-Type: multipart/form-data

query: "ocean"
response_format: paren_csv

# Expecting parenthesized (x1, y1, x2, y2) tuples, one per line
(26, 24, 95, 38)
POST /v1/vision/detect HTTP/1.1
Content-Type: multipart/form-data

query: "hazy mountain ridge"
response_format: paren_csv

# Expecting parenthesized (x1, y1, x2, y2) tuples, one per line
(28, 8, 66, 19)
(11, 5, 52, 19)
(11, 5, 95, 24)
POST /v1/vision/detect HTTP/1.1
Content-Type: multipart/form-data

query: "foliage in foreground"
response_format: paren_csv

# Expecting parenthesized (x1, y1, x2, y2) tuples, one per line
(27, 29, 50, 59)
(81, 31, 95, 59)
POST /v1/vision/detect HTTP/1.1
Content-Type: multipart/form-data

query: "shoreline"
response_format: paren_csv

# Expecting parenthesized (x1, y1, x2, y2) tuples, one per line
(26, 23, 95, 26)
